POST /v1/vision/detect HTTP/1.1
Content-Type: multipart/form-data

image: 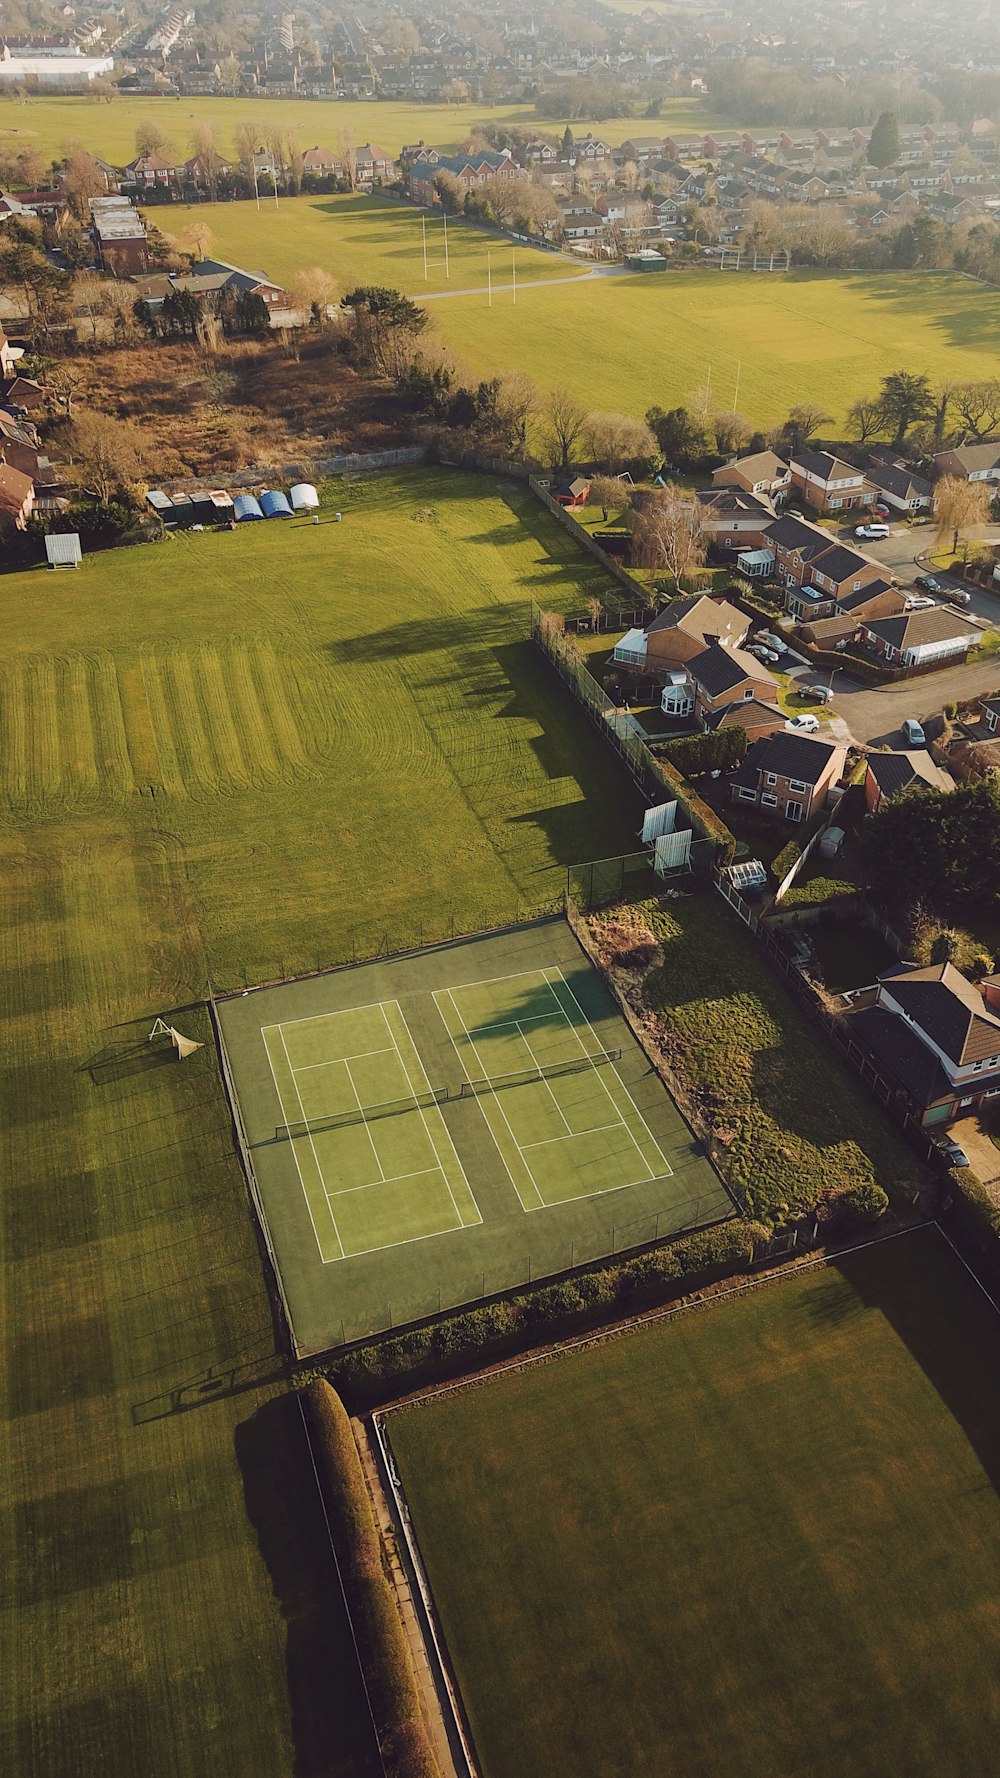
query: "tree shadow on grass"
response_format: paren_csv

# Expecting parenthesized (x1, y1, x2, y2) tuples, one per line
(235, 1393, 382, 1778)
(829, 1229, 1000, 1496)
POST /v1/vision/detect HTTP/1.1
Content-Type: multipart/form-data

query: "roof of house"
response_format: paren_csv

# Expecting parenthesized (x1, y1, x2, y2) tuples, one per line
(865, 749, 955, 799)
(712, 449, 789, 485)
(836, 575, 899, 613)
(847, 1005, 955, 1107)
(554, 476, 590, 498)
(867, 460, 933, 501)
(764, 514, 832, 559)
(646, 594, 746, 646)
(688, 641, 777, 698)
(934, 442, 1000, 475)
(696, 487, 774, 519)
(879, 960, 1000, 1067)
(983, 697, 1000, 719)
(791, 449, 863, 482)
(732, 730, 841, 790)
(2, 376, 44, 407)
(704, 696, 784, 731)
(862, 608, 978, 649)
(810, 542, 875, 585)
(0, 459, 33, 512)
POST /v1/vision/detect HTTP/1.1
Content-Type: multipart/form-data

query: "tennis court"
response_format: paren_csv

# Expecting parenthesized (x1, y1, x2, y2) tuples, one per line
(216, 917, 731, 1353)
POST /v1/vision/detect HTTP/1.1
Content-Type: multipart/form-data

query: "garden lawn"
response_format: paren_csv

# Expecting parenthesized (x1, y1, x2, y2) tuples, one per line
(591, 893, 926, 1219)
(163, 191, 582, 298)
(390, 1225, 1000, 1778)
(0, 93, 722, 168)
(0, 466, 643, 1775)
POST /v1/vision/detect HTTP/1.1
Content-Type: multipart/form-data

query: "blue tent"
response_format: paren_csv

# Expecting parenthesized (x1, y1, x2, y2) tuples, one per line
(233, 494, 264, 522)
(259, 489, 293, 519)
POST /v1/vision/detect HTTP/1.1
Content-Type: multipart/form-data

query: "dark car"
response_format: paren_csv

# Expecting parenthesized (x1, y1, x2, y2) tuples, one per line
(914, 574, 942, 595)
(933, 1136, 970, 1168)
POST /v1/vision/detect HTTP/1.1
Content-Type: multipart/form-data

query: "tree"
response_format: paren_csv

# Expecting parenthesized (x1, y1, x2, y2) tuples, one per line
(61, 147, 106, 221)
(338, 131, 358, 191)
(383, 16, 420, 55)
(544, 385, 587, 468)
(585, 411, 657, 474)
(781, 402, 832, 452)
(847, 396, 885, 443)
(432, 169, 464, 213)
(178, 220, 214, 260)
(562, 126, 575, 155)
(859, 777, 1000, 918)
(290, 266, 338, 322)
(67, 412, 145, 501)
(588, 474, 630, 521)
(627, 486, 708, 589)
(645, 405, 706, 468)
(867, 110, 901, 169)
(934, 474, 994, 556)
(952, 379, 1000, 439)
(341, 286, 429, 377)
(711, 410, 751, 456)
(0, 239, 71, 345)
(879, 370, 935, 446)
(135, 120, 175, 161)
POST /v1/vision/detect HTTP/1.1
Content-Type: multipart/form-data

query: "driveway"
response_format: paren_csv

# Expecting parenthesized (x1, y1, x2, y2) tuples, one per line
(951, 1113, 1000, 1191)
(843, 520, 1000, 626)
(818, 658, 1000, 746)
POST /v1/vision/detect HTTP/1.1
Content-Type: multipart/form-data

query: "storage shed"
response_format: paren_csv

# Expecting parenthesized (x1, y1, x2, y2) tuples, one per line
(45, 532, 82, 569)
(290, 482, 320, 512)
(146, 489, 174, 519)
(260, 488, 293, 519)
(233, 494, 264, 522)
(208, 489, 234, 519)
(169, 492, 196, 528)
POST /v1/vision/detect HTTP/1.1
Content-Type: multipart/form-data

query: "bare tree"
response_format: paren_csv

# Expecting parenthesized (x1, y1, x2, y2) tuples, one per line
(68, 412, 145, 501)
(934, 475, 994, 557)
(585, 410, 657, 474)
(338, 131, 358, 191)
(290, 266, 339, 320)
(627, 485, 708, 590)
(711, 410, 751, 456)
(847, 396, 885, 443)
(952, 379, 1000, 440)
(135, 120, 175, 161)
(545, 385, 587, 468)
(234, 120, 259, 174)
(178, 220, 214, 260)
(494, 371, 539, 456)
(74, 272, 107, 345)
(61, 146, 106, 220)
(782, 402, 833, 450)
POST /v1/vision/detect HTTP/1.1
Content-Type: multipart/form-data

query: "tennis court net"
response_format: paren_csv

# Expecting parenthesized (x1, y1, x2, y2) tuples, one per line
(267, 1048, 623, 1143)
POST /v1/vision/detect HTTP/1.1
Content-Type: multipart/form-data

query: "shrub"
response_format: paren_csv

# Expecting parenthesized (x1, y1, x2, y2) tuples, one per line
(662, 726, 748, 778)
(817, 1178, 890, 1231)
(771, 840, 802, 882)
(780, 876, 856, 909)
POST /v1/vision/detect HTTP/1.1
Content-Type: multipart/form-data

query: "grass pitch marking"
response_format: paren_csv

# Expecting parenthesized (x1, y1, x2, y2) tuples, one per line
(263, 999, 480, 1263)
(432, 968, 675, 1214)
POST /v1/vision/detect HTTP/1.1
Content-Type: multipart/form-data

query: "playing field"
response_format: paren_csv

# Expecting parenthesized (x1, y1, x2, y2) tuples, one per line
(0, 92, 722, 167)
(217, 918, 728, 1351)
(389, 1225, 1000, 1778)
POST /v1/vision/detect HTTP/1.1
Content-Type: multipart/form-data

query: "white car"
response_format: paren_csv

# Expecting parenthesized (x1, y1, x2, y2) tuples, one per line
(855, 522, 890, 539)
(905, 594, 936, 611)
(785, 712, 820, 734)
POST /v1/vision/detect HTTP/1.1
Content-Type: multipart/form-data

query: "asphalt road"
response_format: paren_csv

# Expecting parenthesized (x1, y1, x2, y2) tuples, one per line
(821, 657, 1000, 746)
(843, 519, 1000, 627)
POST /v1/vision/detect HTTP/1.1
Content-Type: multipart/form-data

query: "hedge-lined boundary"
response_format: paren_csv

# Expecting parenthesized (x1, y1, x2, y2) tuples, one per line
(305, 1381, 441, 1778)
(940, 1165, 1000, 1284)
(330, 1219, 770, 1406)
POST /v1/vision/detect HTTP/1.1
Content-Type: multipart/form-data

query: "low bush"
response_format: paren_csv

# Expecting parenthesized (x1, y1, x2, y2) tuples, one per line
(780, 876, 856, 909)
(662, 727, 748, 779)
(771, 840, 802, 882)
(942, 1165, 1000, 1256)
(331, 1219, 771, 1404)
(817, 1178, 890, 1231)
(305, 1381, 441, 1778)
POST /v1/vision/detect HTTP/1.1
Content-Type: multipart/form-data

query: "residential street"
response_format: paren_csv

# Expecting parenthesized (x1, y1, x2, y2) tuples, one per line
(823, 657, 1000, 745)
(843, 520, 1000, 627)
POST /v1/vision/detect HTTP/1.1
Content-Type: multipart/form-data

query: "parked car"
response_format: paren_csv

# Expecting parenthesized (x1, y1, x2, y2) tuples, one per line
(905, 594, 937, 611)
(914, 574, 942, 594)
(855, 522, 890, 539)
(901, 717, 925, 746)
(800, 683, 835, 704)
(948, 588, 973, 608)
(785, 712, 820, 733)
(756, 632, 790, 655)
(748, 643, 780, 664)
(932, 1136, 970, 1168)
(872, 504, 891, 519)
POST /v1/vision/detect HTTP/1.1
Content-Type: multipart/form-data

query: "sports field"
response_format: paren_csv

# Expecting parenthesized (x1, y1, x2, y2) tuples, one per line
(0, 92, 722, 167)
(217, 918, 727, 1351)
(390, 1225, 1000, 1778)
(0, 468, 644, 1774)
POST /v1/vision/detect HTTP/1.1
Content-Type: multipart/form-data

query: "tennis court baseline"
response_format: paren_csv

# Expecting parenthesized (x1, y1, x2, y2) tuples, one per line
(262, 999, 481, 1262)
(433, 966, 674, 1211)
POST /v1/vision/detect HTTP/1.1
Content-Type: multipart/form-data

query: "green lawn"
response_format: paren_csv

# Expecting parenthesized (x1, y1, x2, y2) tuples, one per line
(0, 467, 644, 1774)
(164, 190, 582, 296)
(591, 893, 926, 1219)
(0, 91, 722, 167)
(389, 1225, 1000, 1778)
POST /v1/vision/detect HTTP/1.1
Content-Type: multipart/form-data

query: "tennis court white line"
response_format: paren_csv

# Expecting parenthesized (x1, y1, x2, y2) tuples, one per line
(263, 997, 397, 1036)
(543, 967, 674, 1179)
(527, 975, 652, 1176)
(274, 1026, 345, 1263)
(261, 1029, 330, 1263)
(521, 1119, 632, 1150)
(390, 1001, 483, 1230)
(292, 1045, 396, 1072)
(342, 1056, 386, 1185)
(514, 1019, 576, 1138)
(434, 985, 544, 1211)
(381, 1013, 466, 1231)
(328, 1165, 449, 1199)
(465, 1011, 562, 1038)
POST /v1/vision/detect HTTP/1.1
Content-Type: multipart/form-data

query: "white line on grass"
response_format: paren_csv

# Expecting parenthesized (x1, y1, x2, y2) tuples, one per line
(266, 1027, 343, 1263)
(544, 968, 673, 1180)
(432, 985, 543, 1212)
(343, 1056, 386, 1185)
(390, 1001, 482, 1230)
(293, 1045, 396, 1071)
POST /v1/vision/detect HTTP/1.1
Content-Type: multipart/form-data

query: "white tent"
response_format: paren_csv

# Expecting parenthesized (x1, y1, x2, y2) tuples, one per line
(45, 532, 82, 569)
(290, 482, 320, 512)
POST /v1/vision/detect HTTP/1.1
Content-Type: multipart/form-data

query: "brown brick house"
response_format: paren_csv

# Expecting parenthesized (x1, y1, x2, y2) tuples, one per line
(704, 697, 785, 742)
(687, 641, 779, 722)
(711, 450, 791, 503)
(864, 750, 955, 813)
(696, 488, 775, 554)
(612, 594, 748, 680)
(789, 449, 876, 514)
(859, 608, 980, 668)
(730, 731, 848, 824)
(0, 460, 35, 529)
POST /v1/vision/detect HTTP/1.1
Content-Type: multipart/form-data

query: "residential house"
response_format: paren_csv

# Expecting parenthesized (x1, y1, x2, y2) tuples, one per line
(1, 376, 46, 414)
(785, 544, 896, 618)
(619, 137, 664, 165)
(90, 196, 150, 277)
(0, 409, 55, 485)
(859, 607, 980, 669)
(563, 213, 604, 242)
(696, 488, 775, 554)
(189, 258, 287, 309)
(123, 152, 179, 189)
(730, 731, 848, 825)
(686, 641, 779, 724)
(0, 322, 16, 379)
(864, 750, 955, 813)
(356, 144, 396, 184)
(300, 146, 345, 178)
(849, 961, 1000, 1125)
(409, 147, 515, 201)
(981, 696, 1000, 733)
(574, 134, 613, 163)
(612, 594, 748, 680)
(933, 443, 1000, 484)
(789, 449, 875, 514)
(703, 697, 786, 742)
(711, 450, 791, 504)
(0, 460, 35, 528)
(866, 457, 934, 513)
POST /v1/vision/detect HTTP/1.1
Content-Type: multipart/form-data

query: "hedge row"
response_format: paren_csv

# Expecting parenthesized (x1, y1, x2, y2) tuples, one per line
(779, 876, 858, 909)
(771, 840, 802, 882)
(941, 1164, 1000, 1264)
(660, 726, 748, 779)
(330, 1219, 771, 1405)
(653, 753, 738, 867)
(305, 1381, 441, 1778)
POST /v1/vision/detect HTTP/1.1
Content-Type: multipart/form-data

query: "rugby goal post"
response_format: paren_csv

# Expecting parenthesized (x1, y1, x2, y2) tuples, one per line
(148, 1017, 203, 1059)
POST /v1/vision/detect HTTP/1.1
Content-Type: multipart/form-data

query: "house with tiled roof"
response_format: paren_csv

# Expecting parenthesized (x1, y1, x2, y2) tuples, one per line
(612, 594, 748, 681)
(859, 607, 980, 668)
(848, 961, 1000, 1125)
(686, 641, 779, 722)
(866, 457, 933, 514)
(933, 443, 1000, 484)
(863, 750, 955, 813)
(981, 695, 1000, 734)
(711, 451, 791, 503)
(789, 449, 876, 515)
(730, 731, 848, 825)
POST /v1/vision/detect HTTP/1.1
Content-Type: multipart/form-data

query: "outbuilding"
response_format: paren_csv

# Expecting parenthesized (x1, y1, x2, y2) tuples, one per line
(233, 494, 264, 522)
(45, 531, 82, 569)
(290, 482, 319, 512)
(259, 489, 293, 519)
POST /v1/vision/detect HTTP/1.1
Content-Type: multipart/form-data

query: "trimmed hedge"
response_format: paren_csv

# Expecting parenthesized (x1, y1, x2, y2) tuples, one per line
(305, 1381, 441, 1778)
(330, 1219, 770, 1405)
(780, 876, 857, 909)
(654, 753, 738, 868)
(661, 726, 748, 779)
(771, 840, 802, 882)
(942, 1165, 1000, 1260)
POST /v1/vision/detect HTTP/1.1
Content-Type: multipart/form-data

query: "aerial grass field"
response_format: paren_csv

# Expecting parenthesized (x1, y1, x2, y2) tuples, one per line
(164, 190, 583, 297)
(0, 91, 721, 167)
(0, 468, 643, 1775)
(390, 1225, 1000, 1778)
